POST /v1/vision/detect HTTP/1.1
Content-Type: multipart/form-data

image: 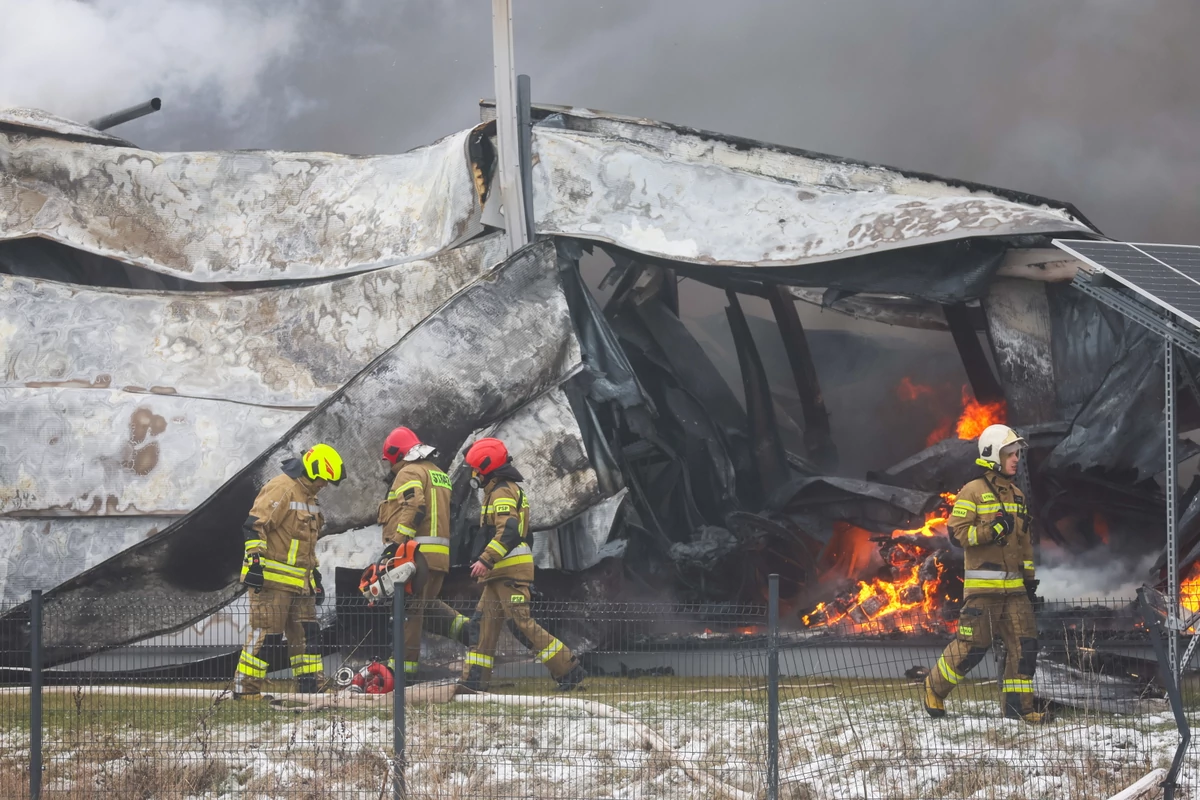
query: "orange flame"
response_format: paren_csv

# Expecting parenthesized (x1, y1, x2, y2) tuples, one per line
(802, 494, 960, 634)
(895, 379, 1008, 447)
(1183, 564, 1200, 614)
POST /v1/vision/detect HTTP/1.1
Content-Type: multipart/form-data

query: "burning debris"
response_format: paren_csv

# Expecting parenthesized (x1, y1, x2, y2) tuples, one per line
(801, 494, 963, 636)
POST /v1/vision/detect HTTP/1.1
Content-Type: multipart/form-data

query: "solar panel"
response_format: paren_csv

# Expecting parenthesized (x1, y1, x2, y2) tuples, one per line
(1054, 240, 1200, 331)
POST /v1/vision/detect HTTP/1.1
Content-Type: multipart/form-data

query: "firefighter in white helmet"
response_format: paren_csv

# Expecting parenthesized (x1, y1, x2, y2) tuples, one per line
(922, 424, 1045, 723)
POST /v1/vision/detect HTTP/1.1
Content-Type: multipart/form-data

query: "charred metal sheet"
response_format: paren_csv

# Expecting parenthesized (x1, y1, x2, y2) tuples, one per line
(983, 278, 1057, 425)
(726, 290, 789, 503)
(533, 491, 629, 572)
(0, 241, 581, 665)
(0, 388, 303, 516)
(765, 476, 938, 538)
(943, 301, 1005, 405)
(1047, 327, 1167, 481)
(1046, 284, 1125, 418)
(0, 517, 175, 603)
(0, 128, 483, 282)
(0, 236, 507, 406)
(530, 125, 1095, 268)
(0, 107, 132, 146)
(788, 287, 950, 331)
(768, 286, 836, 468)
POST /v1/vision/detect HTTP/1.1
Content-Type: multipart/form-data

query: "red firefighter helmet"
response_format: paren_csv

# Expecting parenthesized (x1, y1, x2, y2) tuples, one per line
(464, 437, 509, 476)
(349, 662, 395, 694)
(382, 427, 421, 464)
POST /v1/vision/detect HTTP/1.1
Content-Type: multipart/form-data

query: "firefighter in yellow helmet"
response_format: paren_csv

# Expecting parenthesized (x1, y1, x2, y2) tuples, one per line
(377, 427, 471, 681)
(458, 438, 586, 692)
(233, 444, 344, 698)
(922, 424, 1044, 723)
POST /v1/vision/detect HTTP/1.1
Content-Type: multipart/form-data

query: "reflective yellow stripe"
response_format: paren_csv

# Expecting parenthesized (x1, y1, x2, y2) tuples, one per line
(388, 480, 423, 501)
(404, 661, 419, 674)
(259, 558, 306, 576)
(262, 571, 306, 588)
(977, 503, 1002, 514)
(287, 539, 299, 566)
(967, 526, 978, 546)
(1023, 561, 1035, 571)
(953, 500, 977, 511)
(288, 501, 321, 514)
(494, 544, 533, 569)
(1003, 679, 1034, 693)
(964, 578, 1026, 589)
(487, 540, 509, 558)
(238, 651, 268, 678)
(465, 652, 493, 668)
(537, 639, 564, 664)
(937, 656, 962, 686)
(244, 539, 265, 552)
(1003, 503, 1025, 513)
(291, 653, 323, 676)
(396, 524, 416, 537)
(451, 615, 469, 636)
(419, 544, 450, 555)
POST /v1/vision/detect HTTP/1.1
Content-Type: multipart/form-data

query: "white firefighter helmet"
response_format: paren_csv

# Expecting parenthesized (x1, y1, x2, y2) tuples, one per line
(976, 424, 1027, 469)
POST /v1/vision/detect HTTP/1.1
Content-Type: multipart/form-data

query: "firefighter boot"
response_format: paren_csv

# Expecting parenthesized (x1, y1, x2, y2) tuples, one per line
(457, 664, 487, 693)
(922, 676, 946, 718)
(1002, 693, 1045, 723)
(555, 662, 587, 692)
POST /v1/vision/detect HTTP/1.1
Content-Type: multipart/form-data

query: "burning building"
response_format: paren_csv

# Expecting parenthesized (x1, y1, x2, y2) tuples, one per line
(0, 101, 1187, 661)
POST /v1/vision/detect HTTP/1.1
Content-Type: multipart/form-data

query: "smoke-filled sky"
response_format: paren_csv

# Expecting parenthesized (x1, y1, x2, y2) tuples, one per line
(3, 0, 1198, 244)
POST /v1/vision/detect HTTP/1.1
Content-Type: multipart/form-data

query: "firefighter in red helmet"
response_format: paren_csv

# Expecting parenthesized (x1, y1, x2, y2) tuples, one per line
(376, 427, 471, 681)
(459, 437, 586, 692)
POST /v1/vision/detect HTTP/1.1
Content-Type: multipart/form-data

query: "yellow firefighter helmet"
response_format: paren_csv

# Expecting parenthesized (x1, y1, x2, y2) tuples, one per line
(302, 443, 345, 484)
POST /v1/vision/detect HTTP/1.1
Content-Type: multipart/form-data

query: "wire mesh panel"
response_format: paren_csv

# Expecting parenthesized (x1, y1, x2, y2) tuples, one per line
(780, 598, 1178, 800)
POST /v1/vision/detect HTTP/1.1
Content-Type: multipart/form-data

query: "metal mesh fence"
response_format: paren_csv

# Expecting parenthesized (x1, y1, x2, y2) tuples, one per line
(0, 589, 1192, 799)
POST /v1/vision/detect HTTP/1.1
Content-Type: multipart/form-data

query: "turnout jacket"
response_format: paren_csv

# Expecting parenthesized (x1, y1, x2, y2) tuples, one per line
(378, 458, 452, 573)
(241, 459, 323, 595)
(948, 472, 1034, 598)
(475, 474, 532, 582)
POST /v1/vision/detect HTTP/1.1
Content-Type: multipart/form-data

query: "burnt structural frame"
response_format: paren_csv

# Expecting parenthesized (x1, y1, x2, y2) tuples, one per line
(1054, 239, 1200, 685)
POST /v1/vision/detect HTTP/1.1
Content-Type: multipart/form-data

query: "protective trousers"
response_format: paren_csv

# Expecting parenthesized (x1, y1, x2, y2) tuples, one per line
(234, 589, 324, 694)
(929, 593, 1038, 715)
(400, 571, 471, 678)
(460, 577, 575, 690)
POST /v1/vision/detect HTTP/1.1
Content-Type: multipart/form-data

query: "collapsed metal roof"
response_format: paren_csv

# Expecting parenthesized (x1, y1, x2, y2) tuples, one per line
(0, 102, 1178, 658)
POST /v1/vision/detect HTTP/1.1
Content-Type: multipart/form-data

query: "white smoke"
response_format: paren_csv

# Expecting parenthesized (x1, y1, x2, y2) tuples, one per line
(0, 0, 306, 125)
(1036, 550, 1160, 603)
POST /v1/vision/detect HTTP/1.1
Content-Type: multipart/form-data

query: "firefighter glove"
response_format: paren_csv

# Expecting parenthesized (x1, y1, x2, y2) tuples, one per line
(312, 568, 325, 606)
(244, 556, 264, 593)
(990, 515, 1013, 546)
(1024, 578, 1040, 604)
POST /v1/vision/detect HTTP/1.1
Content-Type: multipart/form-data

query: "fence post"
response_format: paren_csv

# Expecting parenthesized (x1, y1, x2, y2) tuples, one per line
(392, 589, 406, 800)
(30, 589, 43, 800)
(1138, 588, 1189, 800)
(767, 574, 780, 800)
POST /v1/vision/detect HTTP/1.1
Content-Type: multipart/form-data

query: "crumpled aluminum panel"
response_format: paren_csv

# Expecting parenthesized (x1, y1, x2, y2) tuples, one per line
(0, 107, 131, 146)
(0, 388, 304, 516)
(0, 517, 175, 604)
(0, 241, 581, 664)
(447, 387, 602, 531)
(0, 127, 483, 282)
(531, 125, 1095, 267)
(0, 236, 507, 406)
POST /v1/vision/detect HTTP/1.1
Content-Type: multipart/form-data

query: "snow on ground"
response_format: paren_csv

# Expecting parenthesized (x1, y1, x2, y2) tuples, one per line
(0, 682, 1191, 799)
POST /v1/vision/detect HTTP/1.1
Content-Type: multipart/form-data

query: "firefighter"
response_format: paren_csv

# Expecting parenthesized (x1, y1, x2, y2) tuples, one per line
(458, 438, 586, 692)
(922, 424, 1044, 723)
(233, 443, 345, 698)
(377, 427, 471, 681)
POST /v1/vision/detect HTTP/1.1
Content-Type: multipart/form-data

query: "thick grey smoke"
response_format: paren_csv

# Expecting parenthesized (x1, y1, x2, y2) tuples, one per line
(2, 1, 1196, 242)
